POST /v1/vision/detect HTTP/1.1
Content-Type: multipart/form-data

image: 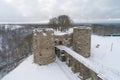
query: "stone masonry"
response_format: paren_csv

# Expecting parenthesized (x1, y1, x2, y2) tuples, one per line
(72, 27, 91, 79)
(73, 27, 91, 58)
(33, 27, 102, 80)
(33, 29, 55, 65)
(55, 33, 73, 47)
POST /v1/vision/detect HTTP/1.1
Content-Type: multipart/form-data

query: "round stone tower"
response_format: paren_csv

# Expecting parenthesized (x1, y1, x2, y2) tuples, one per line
(33, 28, 55, 65)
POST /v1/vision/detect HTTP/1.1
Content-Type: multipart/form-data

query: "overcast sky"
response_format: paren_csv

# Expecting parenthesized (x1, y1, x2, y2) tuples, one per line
(0, 0, 120, 23)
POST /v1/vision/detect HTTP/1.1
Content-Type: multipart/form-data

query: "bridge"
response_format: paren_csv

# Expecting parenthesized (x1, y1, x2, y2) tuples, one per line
(55, 45, 120, 80)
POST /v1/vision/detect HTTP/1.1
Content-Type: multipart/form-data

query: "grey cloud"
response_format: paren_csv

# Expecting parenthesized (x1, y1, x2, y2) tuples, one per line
(0, 0, 120, 22)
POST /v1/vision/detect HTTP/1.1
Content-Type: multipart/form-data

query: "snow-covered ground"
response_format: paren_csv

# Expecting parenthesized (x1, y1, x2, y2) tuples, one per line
(1, 55, 79, 80)
(90, 35, 120, 76)
(54, 28, 73, 36)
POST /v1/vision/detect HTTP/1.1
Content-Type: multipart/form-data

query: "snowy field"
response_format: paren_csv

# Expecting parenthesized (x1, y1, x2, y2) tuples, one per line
(91, 35, 120, 73)
(1, 55, 79, 80)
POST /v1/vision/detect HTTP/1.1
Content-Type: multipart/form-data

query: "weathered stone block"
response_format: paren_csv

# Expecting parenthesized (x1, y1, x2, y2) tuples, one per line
(90, 70, 102, 80)
(71, 58, 81, 73)
(79, 63, 91, 80)
(65, 54, 73, 67)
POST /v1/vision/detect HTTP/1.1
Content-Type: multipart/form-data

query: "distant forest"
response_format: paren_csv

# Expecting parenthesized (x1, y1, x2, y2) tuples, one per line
(90, 24, 120, 35)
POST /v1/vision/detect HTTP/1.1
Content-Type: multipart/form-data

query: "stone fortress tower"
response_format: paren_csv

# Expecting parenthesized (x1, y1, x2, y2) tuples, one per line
(73, 27, 91, 58)
(71, 27, 92, 79)
(33, 28, 55, 65)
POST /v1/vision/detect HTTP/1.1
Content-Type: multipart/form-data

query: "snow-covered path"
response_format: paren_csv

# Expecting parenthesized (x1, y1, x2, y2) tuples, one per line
(1, 55, 79, 80)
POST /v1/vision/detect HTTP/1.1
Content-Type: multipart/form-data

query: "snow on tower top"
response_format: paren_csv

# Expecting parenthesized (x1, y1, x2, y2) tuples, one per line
(33, 28, 54, 36)
(73, 26, 91, 30)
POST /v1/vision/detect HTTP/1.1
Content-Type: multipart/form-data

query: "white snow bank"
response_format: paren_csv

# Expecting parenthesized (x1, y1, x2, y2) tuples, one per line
(2, 55, 79, 80)
(54, 28, 73, 36)
(33, 28, 54, 36)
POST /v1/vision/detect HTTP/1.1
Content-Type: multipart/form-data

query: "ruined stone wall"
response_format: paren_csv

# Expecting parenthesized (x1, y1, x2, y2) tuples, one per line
(54, 27, 103, 80)
(33, 29, 55, 65)
(33, 27, 102, 79)
(72, 27, 92, 79)
(55, 47, 103, 80)
(90, 70, 102, 80)
(55, 33, 73, 47)
(73, 27, 91, 58)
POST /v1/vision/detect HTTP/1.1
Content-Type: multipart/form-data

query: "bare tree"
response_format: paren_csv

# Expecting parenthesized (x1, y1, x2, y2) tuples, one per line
(58, 15, 72, 31)
(49, 15, 72, 31)
(49, 17, 58, 30)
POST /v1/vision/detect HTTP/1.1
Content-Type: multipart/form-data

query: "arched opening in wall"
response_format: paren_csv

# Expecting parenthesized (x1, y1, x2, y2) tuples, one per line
(59, 41, 63, 45)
